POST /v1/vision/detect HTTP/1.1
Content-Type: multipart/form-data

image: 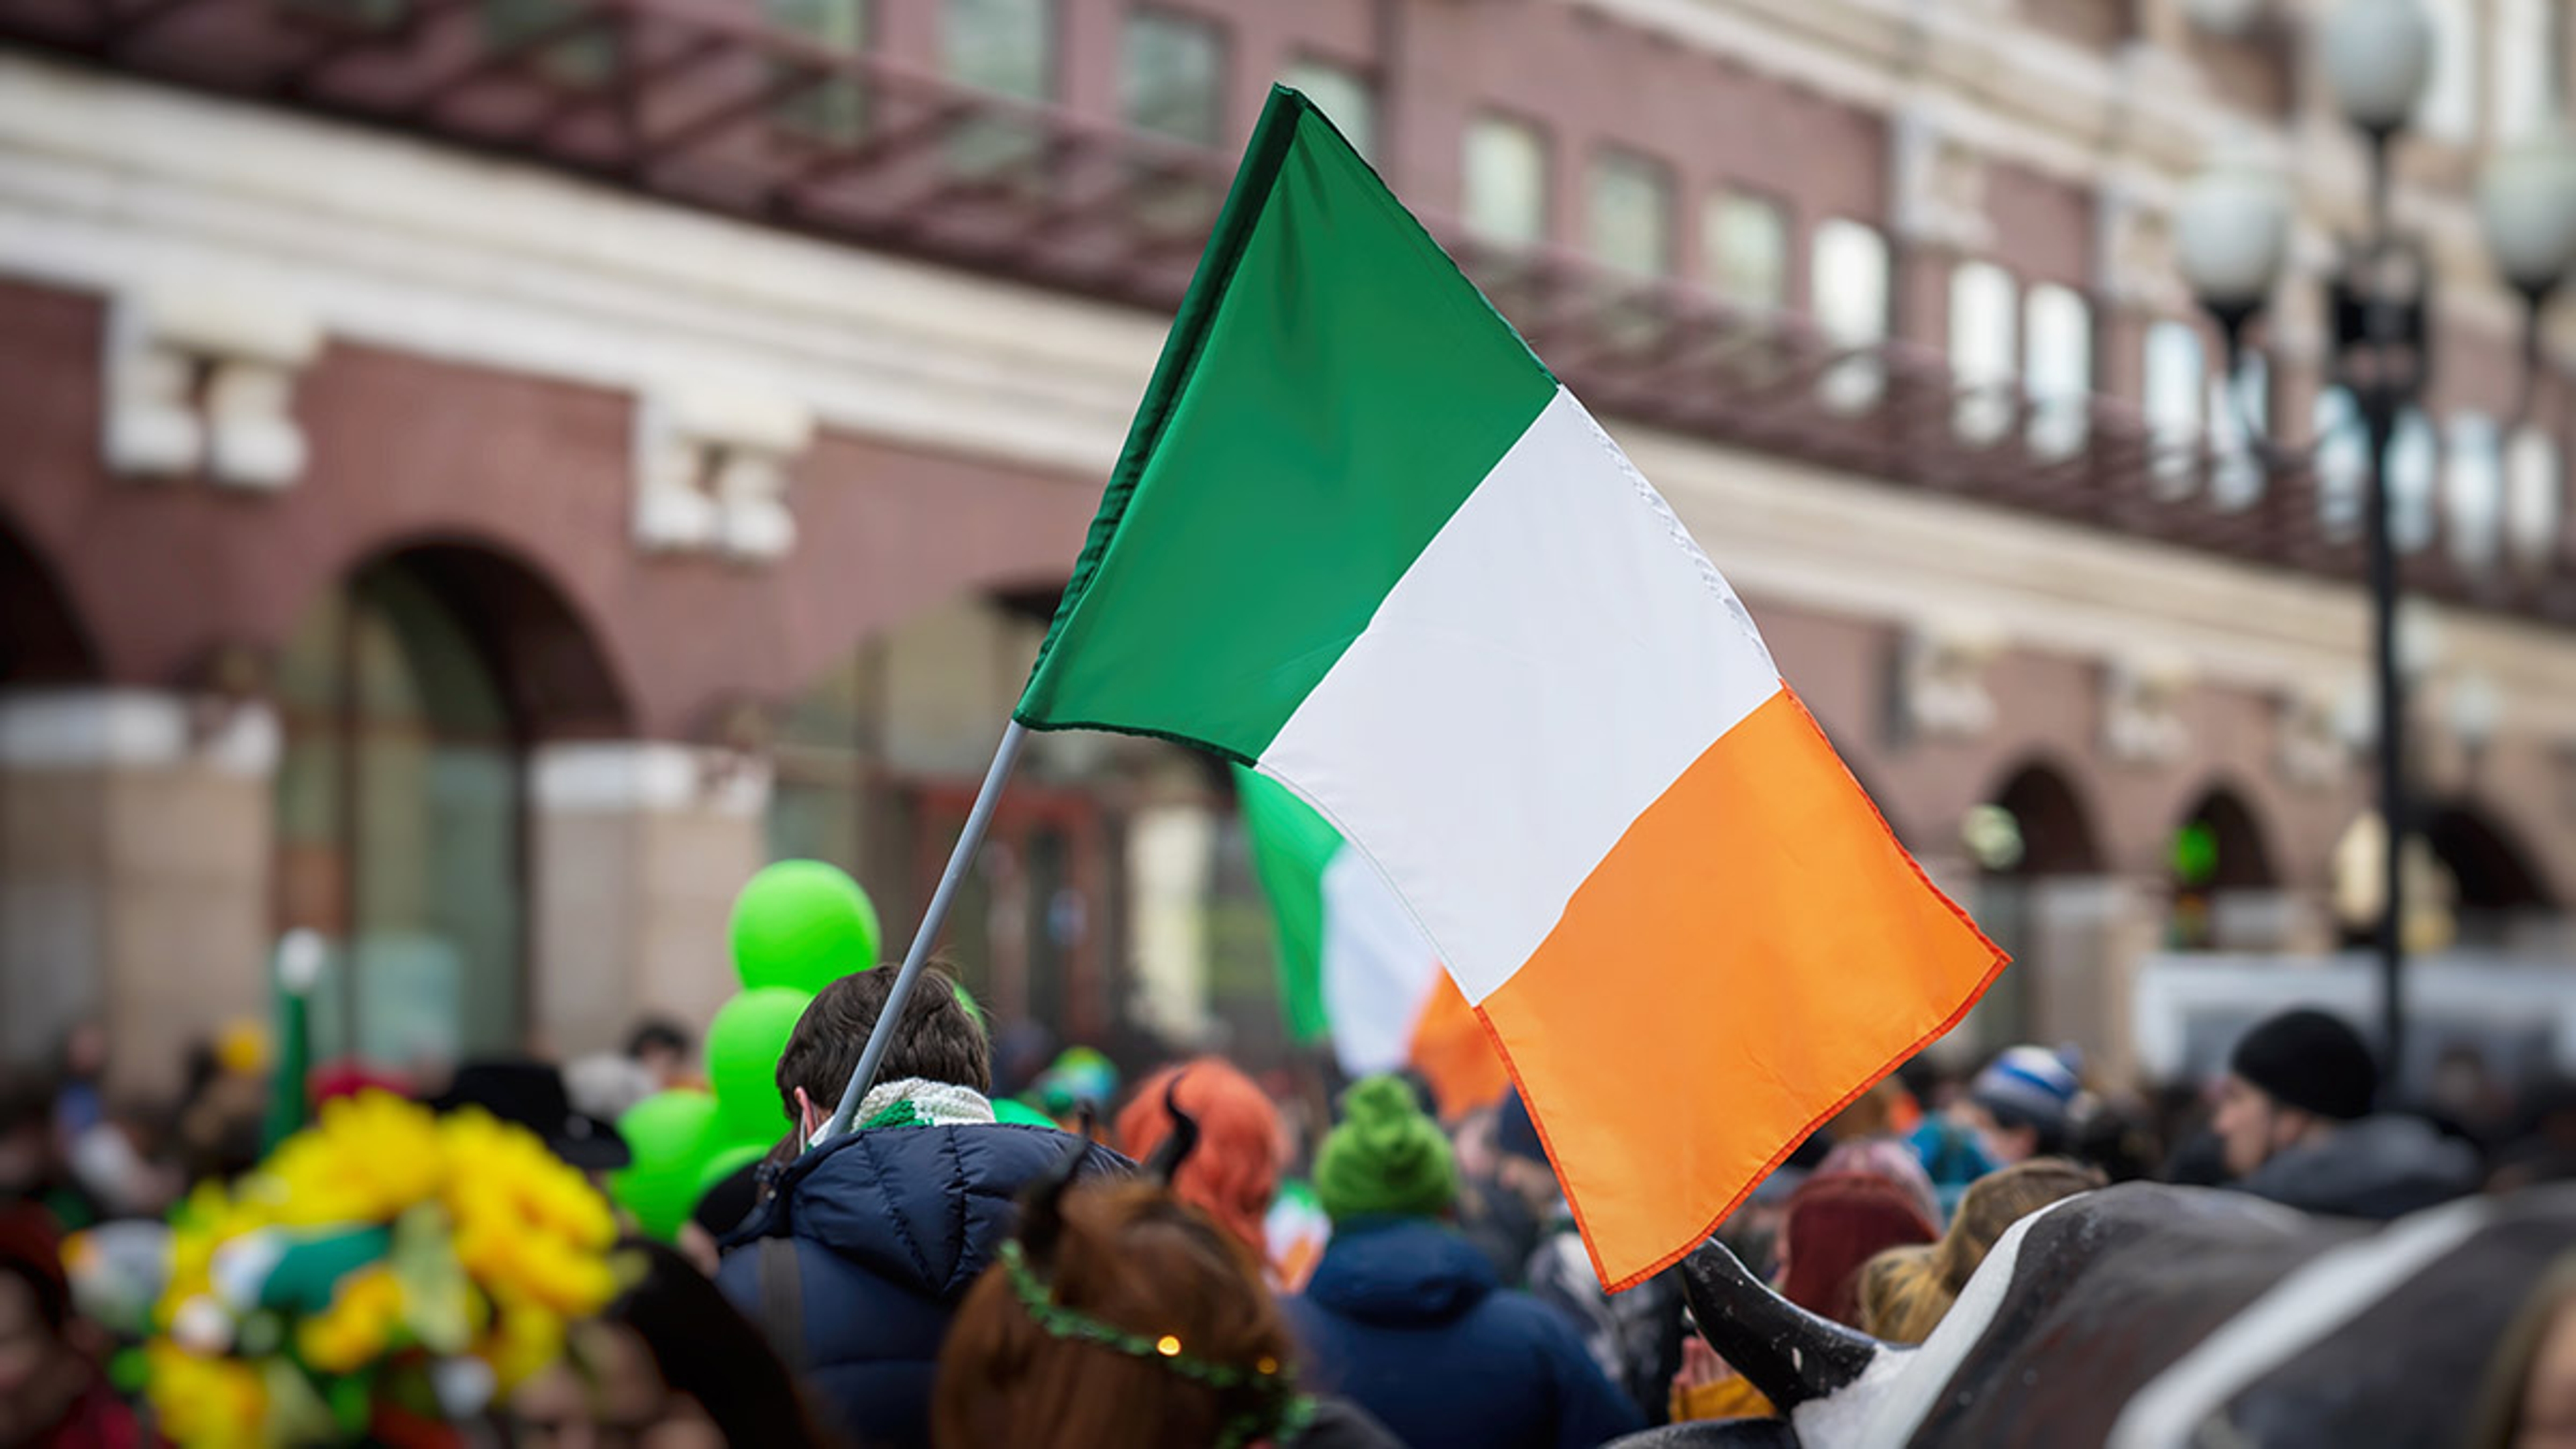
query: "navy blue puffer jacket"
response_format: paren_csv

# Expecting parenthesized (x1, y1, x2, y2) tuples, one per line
(1281, 1218, 1643, 1449)
(716, 1123, 1129, 1448)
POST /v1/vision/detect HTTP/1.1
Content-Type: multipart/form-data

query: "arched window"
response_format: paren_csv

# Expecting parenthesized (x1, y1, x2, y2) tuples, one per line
(2170, 788, 2278, 951)
(1965, 762, 2102, 1045)
(278, 562, 521, 1063)
(274, 545, 626, 1066)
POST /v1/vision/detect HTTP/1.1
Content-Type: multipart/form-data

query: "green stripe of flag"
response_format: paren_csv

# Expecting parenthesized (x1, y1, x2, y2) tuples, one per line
(1233, 765, 1344, 1044)
(1013, 86, 1556, 761)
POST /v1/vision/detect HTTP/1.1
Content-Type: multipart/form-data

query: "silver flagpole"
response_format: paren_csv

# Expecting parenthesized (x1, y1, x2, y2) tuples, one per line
(818, 720, 1030, 1142)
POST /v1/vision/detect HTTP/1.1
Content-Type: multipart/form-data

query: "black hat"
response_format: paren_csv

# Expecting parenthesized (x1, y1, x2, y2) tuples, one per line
(1494, 1089, 1548, 1168)
(692, 1157, 764, 1240)
(434, 1059, 631, 1171)
(2229, 1008, 2377, 1122)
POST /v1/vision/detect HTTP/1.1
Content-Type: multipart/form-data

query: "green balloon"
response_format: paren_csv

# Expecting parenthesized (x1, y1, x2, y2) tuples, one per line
(731, 861, 883, 994)
(610, 1090, 718, 1242)
(707, 987, 811, 1145)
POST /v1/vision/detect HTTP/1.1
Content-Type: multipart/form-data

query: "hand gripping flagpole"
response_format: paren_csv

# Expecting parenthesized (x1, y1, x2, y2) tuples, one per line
(819, 720, 1030, 1143)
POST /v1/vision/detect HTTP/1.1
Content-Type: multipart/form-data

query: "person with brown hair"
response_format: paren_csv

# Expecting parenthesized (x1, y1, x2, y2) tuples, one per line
(941, 1089, 1397, 1449)
(936, 1176, 1398, 1449)
(715, 967, 1127, 1449)
(1857, 1157, 2106, 1344)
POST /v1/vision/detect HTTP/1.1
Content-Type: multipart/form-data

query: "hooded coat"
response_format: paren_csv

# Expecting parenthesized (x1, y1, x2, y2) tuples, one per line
(716, 1123, 1128, 1449)
(2232, 1113, 2483, 1220)
(1281, 1218, 1643, 1449)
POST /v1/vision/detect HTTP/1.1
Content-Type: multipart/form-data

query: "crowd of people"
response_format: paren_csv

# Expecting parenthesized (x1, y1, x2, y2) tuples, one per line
(3, 979, 2573, 1448)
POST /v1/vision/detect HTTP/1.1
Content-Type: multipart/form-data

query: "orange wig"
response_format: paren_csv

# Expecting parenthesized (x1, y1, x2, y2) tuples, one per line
(1114, 1059, 1283, 1260)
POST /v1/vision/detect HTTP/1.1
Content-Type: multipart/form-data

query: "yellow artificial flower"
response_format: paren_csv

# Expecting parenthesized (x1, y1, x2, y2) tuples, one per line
(297, 1265, 405, 1375)
(258, 1093, 446, 1227)
(158, 1182, 270, 1330)
(480, 1295, 568, 1392)
(145, 1340, 267, 1449)
(144, 1089, 622, 1419)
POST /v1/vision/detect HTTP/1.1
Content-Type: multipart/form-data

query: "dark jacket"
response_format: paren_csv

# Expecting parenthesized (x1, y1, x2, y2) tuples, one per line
(2233, 1114, 2482, 1220)
(1291, 1397, 1408, 1449)
(1281, 1218, 1644, 1449)
(716, 1122, 1128, 1449)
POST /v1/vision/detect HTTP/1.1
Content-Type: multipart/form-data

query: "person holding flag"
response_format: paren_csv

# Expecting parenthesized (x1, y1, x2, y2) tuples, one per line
(811, 78, 2004, 1369)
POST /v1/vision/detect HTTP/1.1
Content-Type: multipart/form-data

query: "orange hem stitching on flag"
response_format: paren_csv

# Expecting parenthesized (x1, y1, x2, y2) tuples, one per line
(1474, 685, 2012, 1295)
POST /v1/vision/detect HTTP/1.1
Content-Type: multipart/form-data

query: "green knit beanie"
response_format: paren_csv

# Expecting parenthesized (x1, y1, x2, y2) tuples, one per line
(1314, 1075, 1458, 1224)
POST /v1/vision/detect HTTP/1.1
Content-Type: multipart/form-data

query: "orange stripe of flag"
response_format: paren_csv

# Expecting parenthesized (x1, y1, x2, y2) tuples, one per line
(1408, 972, 1511, 1121)
(1474, 687, 2007, 1289)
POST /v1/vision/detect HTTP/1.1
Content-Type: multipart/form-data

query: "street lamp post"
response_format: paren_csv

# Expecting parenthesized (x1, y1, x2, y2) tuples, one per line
(2172, 0, 2576, 1095)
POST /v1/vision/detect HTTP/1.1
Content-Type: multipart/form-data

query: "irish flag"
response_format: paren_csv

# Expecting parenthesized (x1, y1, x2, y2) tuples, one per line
(1236, 765, 1509, 1120)
(1015, 87, 2006, 1288)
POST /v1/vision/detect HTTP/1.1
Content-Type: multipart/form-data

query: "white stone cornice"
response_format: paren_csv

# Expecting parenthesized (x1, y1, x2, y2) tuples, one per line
(0, 690, 279, 774)
(530, 741, 770, 818)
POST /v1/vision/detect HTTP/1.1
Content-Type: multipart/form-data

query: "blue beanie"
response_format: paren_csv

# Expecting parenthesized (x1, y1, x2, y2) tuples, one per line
(1970, 1046, 2080, 1134)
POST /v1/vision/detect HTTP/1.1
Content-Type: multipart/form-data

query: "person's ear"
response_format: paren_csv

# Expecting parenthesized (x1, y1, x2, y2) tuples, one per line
(796, 1086, 821, 1141)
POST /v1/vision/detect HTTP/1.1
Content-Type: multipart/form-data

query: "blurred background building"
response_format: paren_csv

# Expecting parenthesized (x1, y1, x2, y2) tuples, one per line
(1, 0, 2571, 1093)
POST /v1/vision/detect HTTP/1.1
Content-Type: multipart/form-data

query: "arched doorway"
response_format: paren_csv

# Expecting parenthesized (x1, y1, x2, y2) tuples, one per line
(2169, 786, 2278, 950)
(0, 519, 101, 1061)
(1967, 761, 2105, 1046)
(274, 543, 626, 1068)
(2423, 801, 2557, 950)
(0, 522, 98, 686)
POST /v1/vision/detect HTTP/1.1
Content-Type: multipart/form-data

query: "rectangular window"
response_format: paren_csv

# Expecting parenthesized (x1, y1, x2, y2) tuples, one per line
(2420, 0, 2477, 143)
(1283, 58, 1375, 160)
(2143, 320, 2205, 494)
(2506, 425, 2563, 570)
(1122, 9, 1224, 146)
(1586, 148, 1675, 276)
(2494, 0, 2559, 140)
(1463, 114, 1549, 247)
(1811, 219, 1888, 411)
(943, 0, 1049, 96)
(769, 0, 868, 142)
(943, 0, 1053, 176)
(1703, 191, 1788, 313)
(1949, 262, 2019, 443)
(2023, 284, 2092, 459)
(2208, 351, 2268, 508)
(2447, 413, 2505, 567)
(481, 0, 614, 85)
(2390, 407, 2439, 551)
(2314, 386, 2368, 539)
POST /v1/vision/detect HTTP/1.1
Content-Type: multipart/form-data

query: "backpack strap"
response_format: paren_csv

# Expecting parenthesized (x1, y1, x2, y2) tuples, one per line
(756, 1234, 806, 1373)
